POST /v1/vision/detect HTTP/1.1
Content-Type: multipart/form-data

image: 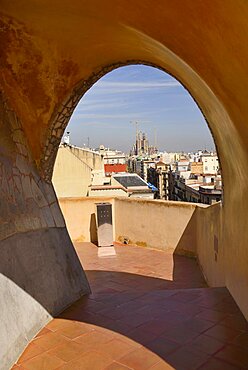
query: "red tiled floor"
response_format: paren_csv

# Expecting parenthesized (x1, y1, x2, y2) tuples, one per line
(214, 344, 248, 368)
(47, 341, 86, 362)
(93, 338, 136, 360)
(232, 331, 248, 349)
(11, 242, 248, 370)
(203, 324, 241, 342)
(56, 321, 94, 339)
(149, 362, 175, 370)
(60, 350, 112, 370)
(20, 352, 65, 369)
(104, 362, 133, 370)
(17, 342, 45, 364)
(32, 331, 70, 351)
(198, 357, 240, 370)
(185, 333, 225, 355)
(165, 346, 209, 370)
(119, 347, 161, 369)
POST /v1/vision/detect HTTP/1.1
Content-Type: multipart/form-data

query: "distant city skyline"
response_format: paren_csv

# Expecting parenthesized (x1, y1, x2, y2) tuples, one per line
(67, 65, 215, 153)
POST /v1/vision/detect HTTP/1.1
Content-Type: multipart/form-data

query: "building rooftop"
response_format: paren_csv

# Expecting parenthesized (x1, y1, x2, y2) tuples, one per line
(90, 185, 127, 192)
(114, 174, 148, 188)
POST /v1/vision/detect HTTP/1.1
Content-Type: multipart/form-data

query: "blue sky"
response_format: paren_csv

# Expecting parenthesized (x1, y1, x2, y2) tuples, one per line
(67, 65, 215, 153)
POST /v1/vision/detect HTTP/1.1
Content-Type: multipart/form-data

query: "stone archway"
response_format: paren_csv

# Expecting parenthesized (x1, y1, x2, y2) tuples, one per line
(1, 2, 248, 368)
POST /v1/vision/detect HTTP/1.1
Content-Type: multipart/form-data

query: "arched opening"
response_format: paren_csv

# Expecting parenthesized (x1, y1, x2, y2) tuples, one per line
(1, 3, 248, 368)
(36, 65, 229, 369)
(52, 64, 221, 206)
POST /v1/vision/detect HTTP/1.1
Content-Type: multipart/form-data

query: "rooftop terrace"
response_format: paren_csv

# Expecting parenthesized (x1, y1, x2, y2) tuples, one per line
(12, 242, 248, 370)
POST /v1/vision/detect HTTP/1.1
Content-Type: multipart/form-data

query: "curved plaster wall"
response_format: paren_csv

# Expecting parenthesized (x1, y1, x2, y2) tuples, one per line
(0, 94, 90, 369)
(1, 0, 248, 367)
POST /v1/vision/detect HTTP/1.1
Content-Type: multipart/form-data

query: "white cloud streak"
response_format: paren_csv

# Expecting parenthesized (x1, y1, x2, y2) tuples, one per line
(91, 80, 181, 93)
(96, 81, 180, 87)
(72, 112, 145, 120)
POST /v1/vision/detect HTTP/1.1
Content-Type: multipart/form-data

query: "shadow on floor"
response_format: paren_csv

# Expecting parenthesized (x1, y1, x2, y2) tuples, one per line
(14, 244, 248, 370)
(57, 269, 247, 370)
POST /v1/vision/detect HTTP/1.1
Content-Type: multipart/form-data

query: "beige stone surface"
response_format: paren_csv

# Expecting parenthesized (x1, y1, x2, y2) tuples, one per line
(59, 196, 203, 256)
(59, 197, 115, 244)
(1, 1, 248, 367)
(52, 146, 93, 198)
(0, 93, 90, 370)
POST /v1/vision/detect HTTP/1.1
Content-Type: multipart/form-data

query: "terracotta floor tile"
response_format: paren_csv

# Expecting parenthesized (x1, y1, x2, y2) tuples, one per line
(95, 338, 135, 360)
(177, 317, 215, 334)
(127, 327, 159, 345)
(60, 350, 112, 370)
(203, 324, 241, 342)
(162, 324, 199, 344)
(220, 313, 248, 331)
(74, 330, 112, 350)
(138, 319, 172, 336)
(118, 312, 151, 328)
(197, 357, 241, 370)
(149, 361, 175, 370)
(92, 325, 119, 339)
(98, 307, 128, 320)
(21, 353, 65, 370)
(232, 331, 248, 349)
(35, 327, 52, 338)
(112, 333, 142, 348)
(195, 308, 228, 323)
(103, 319, 133, 335)
(104, 361, 133, 370)
(147, 336, 180, 358)
(165, 347, 209, 370)
(13, 243, 248, 369)
(56, 321, 93, 339)
(214, 344, 248, 368)
(186, 333, 225, 355)
(17, 342, 45, 364)
(119, 347, 161, 370)
(169, 301, 203, 316)
(47, 341, 86, 362)
(46, 318, 73, 332)
(33, 332, 69, 351)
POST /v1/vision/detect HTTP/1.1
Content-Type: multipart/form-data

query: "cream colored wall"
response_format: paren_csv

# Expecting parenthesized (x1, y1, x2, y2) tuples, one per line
(59, 196, 202, 256)
(59, 196, 226, 286)
(69, 147, 103, 171)
(0, 95, 90, 370)
(58, 196, 247, 319)
(52, 146, 98, 197)
(114, 197, 201, 255)
(89, 189, 128, 197)
(196, 202, 225, 286)
(59, 197, 115, 243)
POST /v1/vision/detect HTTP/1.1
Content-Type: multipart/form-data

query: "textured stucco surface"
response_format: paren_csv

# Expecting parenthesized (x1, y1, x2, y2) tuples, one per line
(1, 1, 248, 367)
(0, 93, 90, 369)
(59, 196, 225, 286)
(59, 196, 204, 257)
(52, 146, 103, 198)
(59, 197, 115, 243)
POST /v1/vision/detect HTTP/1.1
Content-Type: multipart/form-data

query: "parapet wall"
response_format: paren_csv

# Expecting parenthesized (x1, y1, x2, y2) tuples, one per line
(59, 197, 199, 255)
(114, 197, 199, 256)
(59, 196, 229, 302)
(59, 196, 115, 243)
